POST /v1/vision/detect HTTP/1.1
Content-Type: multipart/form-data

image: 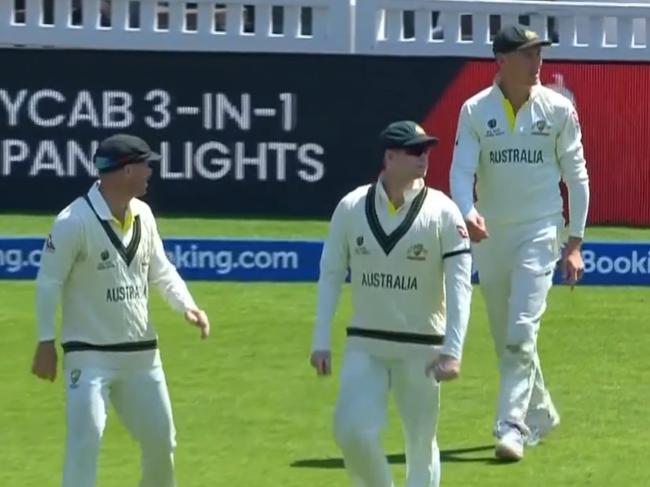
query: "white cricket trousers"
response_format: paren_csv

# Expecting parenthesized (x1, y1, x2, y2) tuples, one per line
(333, 346, 441, 487)
(473, 216, 562, 434)
(62, 357, 176, 487)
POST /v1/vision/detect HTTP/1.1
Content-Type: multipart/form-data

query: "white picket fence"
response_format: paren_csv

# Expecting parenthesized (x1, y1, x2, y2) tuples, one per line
(0, 0, 353, 53)
(357, 0, 650, 60)
(1, 0, 649, 60)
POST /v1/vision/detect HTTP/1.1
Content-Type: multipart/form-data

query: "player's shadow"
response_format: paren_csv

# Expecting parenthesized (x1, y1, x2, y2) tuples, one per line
(291, 445, 497, 468)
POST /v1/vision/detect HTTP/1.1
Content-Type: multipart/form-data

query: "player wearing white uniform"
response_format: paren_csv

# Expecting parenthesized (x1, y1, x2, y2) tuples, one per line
(450, 25, 590, 461)
(310, 121, 473, 487)
(31, 134, 211, 487)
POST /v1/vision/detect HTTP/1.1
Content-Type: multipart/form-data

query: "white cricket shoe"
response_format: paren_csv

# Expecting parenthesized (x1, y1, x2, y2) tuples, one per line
(495, 426, 524, 461)
(526, 401, 560, 447)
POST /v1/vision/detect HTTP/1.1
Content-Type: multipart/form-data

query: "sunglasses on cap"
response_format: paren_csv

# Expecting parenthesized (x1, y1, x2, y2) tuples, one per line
(404, 145, 430, 157)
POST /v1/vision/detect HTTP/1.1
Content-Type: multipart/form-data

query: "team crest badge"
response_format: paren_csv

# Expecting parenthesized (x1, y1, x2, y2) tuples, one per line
(70, 369, 81, 389)
(407, 243, 427, 261)
(532, 119, 551, 136)
(524, 30, 537, 40)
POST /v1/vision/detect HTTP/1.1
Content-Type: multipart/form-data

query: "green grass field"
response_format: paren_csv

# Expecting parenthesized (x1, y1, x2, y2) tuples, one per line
(1, 215, 649, 487)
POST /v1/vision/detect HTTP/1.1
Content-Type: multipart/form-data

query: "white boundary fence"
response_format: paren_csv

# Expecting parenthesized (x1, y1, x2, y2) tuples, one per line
(0, 0, 353, 53)
(0, 0, 649, 60)
(356, 0, 650, 60)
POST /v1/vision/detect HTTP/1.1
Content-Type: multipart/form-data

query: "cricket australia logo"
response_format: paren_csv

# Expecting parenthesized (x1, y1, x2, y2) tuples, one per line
(406, 243, 427, 261)
(354, 235, 370, 255)
(97, 249, 116, 270)
(531, 119, 551, 136)
(485, 118, 504, 137)
(70, 369, 81, 389)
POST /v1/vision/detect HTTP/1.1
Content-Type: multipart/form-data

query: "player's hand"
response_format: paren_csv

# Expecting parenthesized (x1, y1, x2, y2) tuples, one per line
(562, 240, 584, 290)
(466, 212, 489, 243)
(31, 341, 58, 382)
(310, 350, 332, 376)
(426, 354, 461, 382)
(185, 308, 210, 339)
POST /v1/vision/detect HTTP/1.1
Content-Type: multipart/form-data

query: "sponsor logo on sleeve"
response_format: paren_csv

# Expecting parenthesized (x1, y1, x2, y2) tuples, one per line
(44, 234, 56, 253)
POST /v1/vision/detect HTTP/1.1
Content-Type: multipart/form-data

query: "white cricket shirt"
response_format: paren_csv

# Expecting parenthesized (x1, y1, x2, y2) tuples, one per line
(312, 178, 473, 360)
(36, 182, 197, 357)
(450, 83, 589, 237)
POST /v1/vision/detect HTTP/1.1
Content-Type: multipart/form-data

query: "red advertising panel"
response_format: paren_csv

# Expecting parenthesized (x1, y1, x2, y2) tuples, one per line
(423, 60, 650, 226)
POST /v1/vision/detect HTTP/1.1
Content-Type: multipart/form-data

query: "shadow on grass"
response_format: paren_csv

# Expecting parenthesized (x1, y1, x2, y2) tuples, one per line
(291, 445, 514, 468)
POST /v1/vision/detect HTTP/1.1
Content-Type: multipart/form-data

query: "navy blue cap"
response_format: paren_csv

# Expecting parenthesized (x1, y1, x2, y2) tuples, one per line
(94, 134, 161, 174)
(380, 121, 438, 149)
(493, 24, 551, 54)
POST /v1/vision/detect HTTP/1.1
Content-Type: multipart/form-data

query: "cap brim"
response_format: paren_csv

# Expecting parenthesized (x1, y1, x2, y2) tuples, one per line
(494, 39, 552, 54)
(403, 135, 439, 147)
(145, 151, 162, 163)
(516, 39, 552, 51)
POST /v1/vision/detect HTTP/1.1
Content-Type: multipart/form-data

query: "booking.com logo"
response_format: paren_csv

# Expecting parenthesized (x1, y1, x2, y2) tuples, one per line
(0, 248, 42, 273)
(0, 245, 299, 276)
(165, 244, 299, 275)
(582, 250, 650, 274)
